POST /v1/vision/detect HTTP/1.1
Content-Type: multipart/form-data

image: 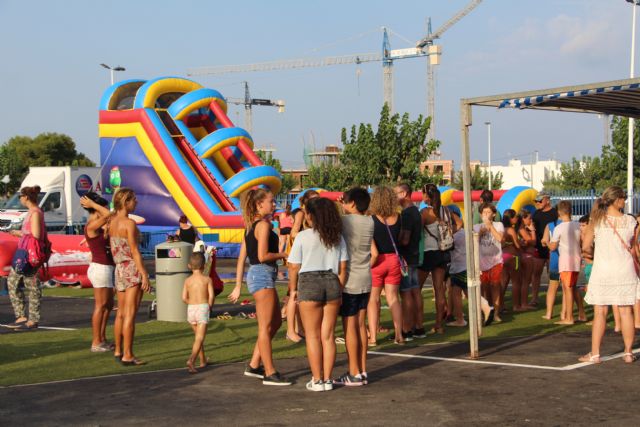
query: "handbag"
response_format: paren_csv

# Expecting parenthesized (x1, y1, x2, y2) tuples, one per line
(384, 217, 409, 277)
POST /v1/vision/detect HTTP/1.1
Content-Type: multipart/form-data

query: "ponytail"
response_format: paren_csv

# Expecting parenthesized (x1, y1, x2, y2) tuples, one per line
(240, 188, 270, 230)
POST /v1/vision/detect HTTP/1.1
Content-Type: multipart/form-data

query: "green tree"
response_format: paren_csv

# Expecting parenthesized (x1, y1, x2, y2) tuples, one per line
(452, 165, 503, 190)
(0, 133, 95, 196)
(256, 150, 296, 195)
(542, 116, 640, 191)
(337, 105, 441, 188)
(304, 162, 346, 190)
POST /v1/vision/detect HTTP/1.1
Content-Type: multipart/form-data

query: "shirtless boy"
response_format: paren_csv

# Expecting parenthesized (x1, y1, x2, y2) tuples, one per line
(182, 252, 215, 373)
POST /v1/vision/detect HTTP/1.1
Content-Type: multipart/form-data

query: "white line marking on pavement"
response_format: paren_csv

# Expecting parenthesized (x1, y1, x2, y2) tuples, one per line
(369, 347, 640, 371)
(0, 324, 77, 331)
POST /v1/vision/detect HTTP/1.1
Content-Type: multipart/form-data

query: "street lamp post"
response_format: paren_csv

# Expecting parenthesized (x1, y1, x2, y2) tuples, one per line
(627, 0, 639, 212)
(100, 63, 126, 85)
(485, 121, 492, 191)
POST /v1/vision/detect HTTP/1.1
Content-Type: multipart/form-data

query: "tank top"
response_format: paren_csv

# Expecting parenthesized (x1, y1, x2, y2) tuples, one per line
(279, 213, 293, 229)
(178, 226, 197, 244)
(85, 227, 115, 266)
(423, 206, 446, 252)
(372, 215, 401, 254)
(246, 220, 279, 265)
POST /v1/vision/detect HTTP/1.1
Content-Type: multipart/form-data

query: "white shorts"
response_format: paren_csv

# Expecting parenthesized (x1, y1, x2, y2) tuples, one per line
(87, 263, 115, 289)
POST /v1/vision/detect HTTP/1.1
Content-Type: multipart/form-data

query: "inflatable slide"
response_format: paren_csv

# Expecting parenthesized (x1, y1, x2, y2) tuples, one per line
(99, 77, 281, 243)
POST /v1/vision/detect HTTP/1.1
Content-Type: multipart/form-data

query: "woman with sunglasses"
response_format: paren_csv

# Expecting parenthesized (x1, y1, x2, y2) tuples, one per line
(6, 186, 46, 331)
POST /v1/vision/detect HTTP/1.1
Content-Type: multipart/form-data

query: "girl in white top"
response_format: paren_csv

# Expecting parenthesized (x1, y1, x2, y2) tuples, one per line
(580, 186, 639, 364)
(288, 197, 348, 391)
(473, 203, 505, 322)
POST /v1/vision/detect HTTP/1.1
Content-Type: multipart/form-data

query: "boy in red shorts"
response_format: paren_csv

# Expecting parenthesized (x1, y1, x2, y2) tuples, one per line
(547, 201, 586, 325)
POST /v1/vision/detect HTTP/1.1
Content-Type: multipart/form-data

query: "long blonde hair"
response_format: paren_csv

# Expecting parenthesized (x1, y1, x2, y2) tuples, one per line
(590, 186, 626, 226)
(369, 186, 398, 218)
(240, 188, 270, 230)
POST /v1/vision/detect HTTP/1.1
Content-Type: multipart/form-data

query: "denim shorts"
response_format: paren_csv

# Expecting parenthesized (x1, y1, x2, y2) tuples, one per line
(298, 270, 342, 303)
(400, 266, 420, 291)
(247, 263, 278, 295)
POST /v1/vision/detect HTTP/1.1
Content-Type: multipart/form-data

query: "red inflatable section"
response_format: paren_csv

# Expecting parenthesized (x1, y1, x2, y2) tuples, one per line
(0, 233, 92, 288)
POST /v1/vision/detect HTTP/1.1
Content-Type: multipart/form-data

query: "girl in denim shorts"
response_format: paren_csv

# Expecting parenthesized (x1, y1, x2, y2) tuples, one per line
(229, 189, 290, 386)
(288, 197, 349, 392)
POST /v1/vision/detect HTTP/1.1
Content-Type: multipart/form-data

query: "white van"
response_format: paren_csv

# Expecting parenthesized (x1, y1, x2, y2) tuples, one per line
(0, 166, 102, 233)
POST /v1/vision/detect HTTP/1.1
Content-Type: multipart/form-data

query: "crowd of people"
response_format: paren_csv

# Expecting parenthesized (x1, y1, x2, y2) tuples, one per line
(3, 183, 640, 390)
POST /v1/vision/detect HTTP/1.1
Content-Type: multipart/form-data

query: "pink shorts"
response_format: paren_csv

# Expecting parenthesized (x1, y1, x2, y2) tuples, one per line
(187, 303, 210, 325)
(371, 253, 402, 287)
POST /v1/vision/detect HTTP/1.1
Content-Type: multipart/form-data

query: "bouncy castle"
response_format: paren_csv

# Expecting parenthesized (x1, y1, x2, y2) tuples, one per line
(99, 77, 281, 243)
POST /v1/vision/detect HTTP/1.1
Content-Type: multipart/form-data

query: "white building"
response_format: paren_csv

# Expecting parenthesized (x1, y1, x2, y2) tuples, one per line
(478, 158, 562, 191)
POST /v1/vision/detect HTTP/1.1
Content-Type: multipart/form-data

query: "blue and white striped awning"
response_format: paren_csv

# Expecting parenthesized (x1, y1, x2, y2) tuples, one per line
(496, 82, 640, 118)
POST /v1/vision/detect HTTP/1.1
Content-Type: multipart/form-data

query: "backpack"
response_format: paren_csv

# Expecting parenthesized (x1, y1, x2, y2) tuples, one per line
(24, 214, 52, 268)
(426, 206, 454, 252)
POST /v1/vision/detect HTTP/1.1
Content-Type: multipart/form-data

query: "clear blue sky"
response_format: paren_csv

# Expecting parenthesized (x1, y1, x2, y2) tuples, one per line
(0, 0, 634, 169)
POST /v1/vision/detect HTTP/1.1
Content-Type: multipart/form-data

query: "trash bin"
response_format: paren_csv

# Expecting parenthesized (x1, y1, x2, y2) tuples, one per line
(155, 241, 193, 322)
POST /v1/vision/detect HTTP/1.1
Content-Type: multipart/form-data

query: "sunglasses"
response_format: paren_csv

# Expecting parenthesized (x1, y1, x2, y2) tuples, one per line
(534, 199, 543, 203)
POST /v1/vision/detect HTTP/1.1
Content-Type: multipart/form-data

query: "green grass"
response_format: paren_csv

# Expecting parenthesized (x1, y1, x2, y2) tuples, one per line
(0, 286, 594, 387)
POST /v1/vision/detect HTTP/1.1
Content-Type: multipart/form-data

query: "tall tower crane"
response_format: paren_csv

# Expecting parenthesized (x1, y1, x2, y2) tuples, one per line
(419, 0, 483, 141)
(187, 0, 482, 139)
(226, 81, 285, 134)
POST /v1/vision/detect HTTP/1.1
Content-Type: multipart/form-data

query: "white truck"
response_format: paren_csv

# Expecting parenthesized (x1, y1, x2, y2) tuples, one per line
(0, 166, 102, 233)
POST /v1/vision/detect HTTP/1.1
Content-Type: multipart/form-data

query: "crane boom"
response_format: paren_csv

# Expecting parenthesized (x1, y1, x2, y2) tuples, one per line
(416, 0, 483, 48)
(188, 53, 383, 76)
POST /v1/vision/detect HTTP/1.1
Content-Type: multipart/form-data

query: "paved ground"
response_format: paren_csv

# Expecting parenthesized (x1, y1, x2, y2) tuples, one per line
(1, 330, 638, 426)
(2, 264, 632, 426)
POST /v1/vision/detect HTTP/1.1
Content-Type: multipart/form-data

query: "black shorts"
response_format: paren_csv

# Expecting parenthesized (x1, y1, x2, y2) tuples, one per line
(340, 292, 370, 317)
(298, 271, 342, 303)
(280, 227, 292, 236)
(419, 250, 451, 272)
(450, 271, 467, 290)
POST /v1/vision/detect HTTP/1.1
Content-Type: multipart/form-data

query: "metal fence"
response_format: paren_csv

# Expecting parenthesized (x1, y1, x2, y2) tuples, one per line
(548, 190, 640, 218)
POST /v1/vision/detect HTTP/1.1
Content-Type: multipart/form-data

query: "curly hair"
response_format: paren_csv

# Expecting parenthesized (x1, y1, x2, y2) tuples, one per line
(369, 186, 398, 218)
(305, 197, 342, 248)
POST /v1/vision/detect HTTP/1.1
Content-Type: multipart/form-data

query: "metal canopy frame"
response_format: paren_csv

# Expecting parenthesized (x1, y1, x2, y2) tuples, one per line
(459, 77, 640, 359)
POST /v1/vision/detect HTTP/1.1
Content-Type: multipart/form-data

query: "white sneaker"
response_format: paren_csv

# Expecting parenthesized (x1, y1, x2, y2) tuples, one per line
(306, 378, 325, 392)
(324, 380, 334, 391)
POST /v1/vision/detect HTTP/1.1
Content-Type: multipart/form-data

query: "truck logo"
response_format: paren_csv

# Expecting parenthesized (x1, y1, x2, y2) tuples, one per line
(75, 175, 93, 196)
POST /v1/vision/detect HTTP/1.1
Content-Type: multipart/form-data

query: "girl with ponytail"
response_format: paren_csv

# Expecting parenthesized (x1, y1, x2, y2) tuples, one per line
(229, 189, 291, 386)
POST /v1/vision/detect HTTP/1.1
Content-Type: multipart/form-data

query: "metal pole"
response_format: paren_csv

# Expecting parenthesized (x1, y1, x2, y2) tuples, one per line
(530, 152, 534, 189)
(473, 231, 482, 337)
(485, 122, 491, 191)
(110, 69, 114, 86)
(628, 2, 637, 213)
(461, 100, 479, 359)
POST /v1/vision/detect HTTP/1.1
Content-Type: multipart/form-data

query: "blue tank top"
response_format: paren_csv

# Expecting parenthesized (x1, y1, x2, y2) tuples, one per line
(547, 220, 559, 273)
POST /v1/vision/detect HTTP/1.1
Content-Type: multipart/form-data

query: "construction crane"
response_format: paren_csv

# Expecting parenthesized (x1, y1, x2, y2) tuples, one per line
(419, 0, 483, 141)
(188, 28, 424, 113)
(225, 81, 285, 134)
(188, 0, 482, 137)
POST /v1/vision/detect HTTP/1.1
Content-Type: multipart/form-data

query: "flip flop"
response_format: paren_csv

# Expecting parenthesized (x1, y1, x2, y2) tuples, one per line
(121, 358, 146, 366)
(335, 337, 345, 345)
(240, 299, 252, 305)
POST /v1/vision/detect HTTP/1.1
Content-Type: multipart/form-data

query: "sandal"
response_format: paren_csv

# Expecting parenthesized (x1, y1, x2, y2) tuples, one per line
(430, 327, 445, 335)
(578, 353, 601, 364)
(622, 352, 636, 364)
(367, 341, 378, 347)
(335, 337, 345, 345)
(286, 334, 304, 343)
(121, 358, 146, 366)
